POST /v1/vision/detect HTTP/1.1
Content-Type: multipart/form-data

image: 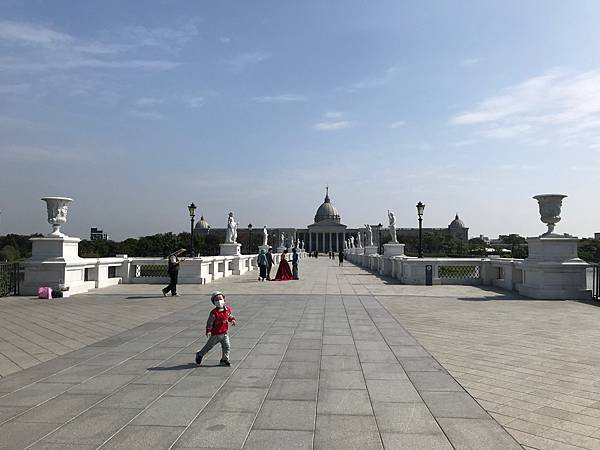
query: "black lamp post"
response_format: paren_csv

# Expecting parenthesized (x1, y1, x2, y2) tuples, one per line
(188, 203, 196, 257)
(416, 201, 425, 258)
(247, 223, 253, 254)
(377, 223, 383, 255)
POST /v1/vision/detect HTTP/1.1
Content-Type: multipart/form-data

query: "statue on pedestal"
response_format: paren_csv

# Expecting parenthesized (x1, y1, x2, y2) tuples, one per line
(365, 224, 373, 246)
(357, 232, 362, 248)
(350, 236, 355, 248)
(262, 226, 268, 246)
(280, 232, 285, 248)
(225, 212, 238, 243)
(388, 210, 398, 243)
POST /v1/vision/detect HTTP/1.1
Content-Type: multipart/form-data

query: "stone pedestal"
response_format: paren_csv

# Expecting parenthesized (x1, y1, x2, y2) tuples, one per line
(277, 246, 286, 254)
(518, 236, 591, 300)
(22, 236, 94, 296)
(383, 243, 405, 257)
(364, 246, 378, 256)
(219, 243, 241, 256)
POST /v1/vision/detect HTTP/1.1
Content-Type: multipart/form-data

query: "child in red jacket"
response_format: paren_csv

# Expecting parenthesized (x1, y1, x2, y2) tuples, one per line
(196, 291, 236, 366)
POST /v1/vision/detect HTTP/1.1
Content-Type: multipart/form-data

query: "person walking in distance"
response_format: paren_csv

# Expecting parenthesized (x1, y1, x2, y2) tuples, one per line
(266, 247, 274, 280)
(291, 247, 299, 280)
(338, 250, 344, 267)
(195, 291, 236, 366)
(162, 249, 184, 297)
(257, 249, 268, 281)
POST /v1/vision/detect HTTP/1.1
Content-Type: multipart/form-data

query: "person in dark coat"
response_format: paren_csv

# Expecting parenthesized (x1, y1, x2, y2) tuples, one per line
(162, 249, 184, 297)
(338, 250, 344, 267)
(257, 249, 268, 281)
(266, 248, 274, 280)
(291, 248, 299, 280)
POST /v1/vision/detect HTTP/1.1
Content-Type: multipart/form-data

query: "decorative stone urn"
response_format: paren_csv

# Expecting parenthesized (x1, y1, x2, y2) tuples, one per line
(41, 197, 73, 237)
(533, 194, 567, 236)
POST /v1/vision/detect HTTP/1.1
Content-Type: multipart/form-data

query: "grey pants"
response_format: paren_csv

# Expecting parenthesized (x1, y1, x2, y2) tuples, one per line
(292, 264, 298, 279)
(198, 333, 230, 360)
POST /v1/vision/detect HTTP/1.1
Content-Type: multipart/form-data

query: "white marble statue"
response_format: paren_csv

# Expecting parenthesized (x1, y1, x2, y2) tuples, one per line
(357, 232, 362, 248)
(388, 210, 398, 243)
(225, 211, 238, 243)
(350, 236, 355, 248)
(262, 226, 268, 246)
(343, 239, 348, 249)
(301, 240, 304, 250)
(280, 232, 285, 247)
(365, 224, 373, 247)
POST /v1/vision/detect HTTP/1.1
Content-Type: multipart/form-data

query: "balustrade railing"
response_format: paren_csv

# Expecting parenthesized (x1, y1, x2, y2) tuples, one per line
(0, 262, 21, 297)
(593, 265, 600, 300)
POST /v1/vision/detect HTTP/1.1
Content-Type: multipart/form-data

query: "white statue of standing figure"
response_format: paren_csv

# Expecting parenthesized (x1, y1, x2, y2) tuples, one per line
(350, 236, 355, 248)
(225, 212, 238, 244)
(280, 232, 285, 247)
(225, 211, 238, 243)
(388, 210, 398, 243)
(343, 239, 348, 249)
(365, 224, 373, 246)
(262, 226, 268, 246)
(357, 232, 362, 248)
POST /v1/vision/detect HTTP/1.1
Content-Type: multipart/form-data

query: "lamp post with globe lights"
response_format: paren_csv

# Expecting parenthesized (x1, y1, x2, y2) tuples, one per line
(416, 201, 425, 258)
(188, 203, 196, 257)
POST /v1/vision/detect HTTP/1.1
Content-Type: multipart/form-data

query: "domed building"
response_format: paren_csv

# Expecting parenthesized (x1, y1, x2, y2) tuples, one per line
(297, 187, 348, 252)
(195, 215, 210, 236)
(448, 213, 468, 241)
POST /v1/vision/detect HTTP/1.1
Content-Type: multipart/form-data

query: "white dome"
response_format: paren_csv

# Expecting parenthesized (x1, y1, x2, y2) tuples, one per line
(314, 188, 341, 223)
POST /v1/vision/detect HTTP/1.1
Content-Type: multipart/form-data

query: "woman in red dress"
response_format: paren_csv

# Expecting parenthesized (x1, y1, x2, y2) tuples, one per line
(274, 250, 294, 281)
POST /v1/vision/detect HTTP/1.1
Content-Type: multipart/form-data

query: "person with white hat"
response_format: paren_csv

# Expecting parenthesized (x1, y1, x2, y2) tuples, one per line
(195, 291, 236, 366)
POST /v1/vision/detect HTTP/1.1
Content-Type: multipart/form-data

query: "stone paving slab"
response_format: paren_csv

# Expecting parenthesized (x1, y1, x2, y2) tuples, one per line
(0, 257, 524, 449)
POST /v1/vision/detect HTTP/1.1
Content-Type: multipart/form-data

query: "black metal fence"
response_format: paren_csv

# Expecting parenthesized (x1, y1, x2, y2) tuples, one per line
(593, 265, 600, 301)
(0, 262, 21, 297)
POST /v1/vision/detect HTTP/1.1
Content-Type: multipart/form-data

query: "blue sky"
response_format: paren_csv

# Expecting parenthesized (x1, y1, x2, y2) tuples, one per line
(1, 0, 599, 240)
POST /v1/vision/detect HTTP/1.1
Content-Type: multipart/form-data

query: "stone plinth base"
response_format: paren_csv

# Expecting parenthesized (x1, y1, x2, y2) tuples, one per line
(517, 236, 591, 300)
(220, 243, 241, 256)
(383, 243, 405, 257)
(277, 246, 286, 254)
(364, 246, 378, 255)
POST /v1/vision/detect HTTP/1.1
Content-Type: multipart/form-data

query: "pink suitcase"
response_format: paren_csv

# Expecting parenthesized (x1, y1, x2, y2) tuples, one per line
(38, 287, 53, 299)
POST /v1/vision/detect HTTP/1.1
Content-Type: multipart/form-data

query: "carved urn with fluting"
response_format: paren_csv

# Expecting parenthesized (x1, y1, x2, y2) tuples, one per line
(533, 194, 567, 236)
(41, 197, 73, 237)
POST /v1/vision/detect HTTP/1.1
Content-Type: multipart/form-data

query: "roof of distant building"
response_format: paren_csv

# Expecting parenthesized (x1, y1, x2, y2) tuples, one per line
(314, 187, 341, 223)
(449, 213, 466, 229)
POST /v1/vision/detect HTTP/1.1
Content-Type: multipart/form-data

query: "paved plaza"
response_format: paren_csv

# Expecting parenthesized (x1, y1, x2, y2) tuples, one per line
(1, 258, 600, 449)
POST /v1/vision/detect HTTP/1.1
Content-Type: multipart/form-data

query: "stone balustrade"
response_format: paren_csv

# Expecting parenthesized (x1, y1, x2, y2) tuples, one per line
(22, 249, 305, 296)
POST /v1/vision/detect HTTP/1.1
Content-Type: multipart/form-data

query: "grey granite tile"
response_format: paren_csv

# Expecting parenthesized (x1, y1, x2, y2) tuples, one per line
(372, 402, 442, 433)
(420, 391, 490, 419)
(380, 432, 453, 450)
(319, 370, 366, 390)
(42, 407, 140, 446)
(167, 375, 224, 397)
(437, 417, 523, 449)
(239, 354, 282, 369)
(132, 396, 209, 426)
(206, 387, 268, 412)
(288, 339, 322, 350)
(0, 405, 27, 423)
(314, 415, 382, 450)
(361, 363, 408, 380)
(0, 421, 59, 450)
(99, 384, 167, 409)
(408, 371, 463, 392)
(0, 382, 73, 407)
(277, 362, 319, 379)
(284, 349, 321, 362)
(320, 356, 361, 371)
(267, 379, 318, 400)
(243, 429, 313, 450)
(101, 424, 184, 449)
(317, 389, 373, 415)
(254, 400, 316, 431)
(17, 394, 103, 424)
(366, 379, 421, 403)
(227, 369, 277, 388)
(398, 357, 443, 372)
(390, 345, 430, 358)
(173, 411, 254, 448)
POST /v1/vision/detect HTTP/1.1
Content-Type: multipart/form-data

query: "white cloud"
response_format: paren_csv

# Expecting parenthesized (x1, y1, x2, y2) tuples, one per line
(135, 97, 164, 107)
(185, 96, 204, 108)
(459, 58, 480, 68)
(252, 94, 306, 103)
(388, 120, 406, 129)
(114, 19, 202, 51)
(313, 121, 352, 131)
(0, 20, 73, 47)
(451, 140, 477, 147)
(450, 69, 600, 147)
(225, 51, 271, 71)
(324, 111, 343, 119)
(0, 144, 90, 162)
(349, 66, 400, 91)
(219, 36, 231, 43)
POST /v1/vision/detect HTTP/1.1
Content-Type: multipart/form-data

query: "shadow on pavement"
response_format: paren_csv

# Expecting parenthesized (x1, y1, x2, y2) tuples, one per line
(148, 363, 198, 371)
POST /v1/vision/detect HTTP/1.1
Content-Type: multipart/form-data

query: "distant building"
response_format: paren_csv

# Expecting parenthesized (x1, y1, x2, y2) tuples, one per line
(90, 227, 108, 240)
(195, 189, 469, 252)
(595, 232, 600, 240)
